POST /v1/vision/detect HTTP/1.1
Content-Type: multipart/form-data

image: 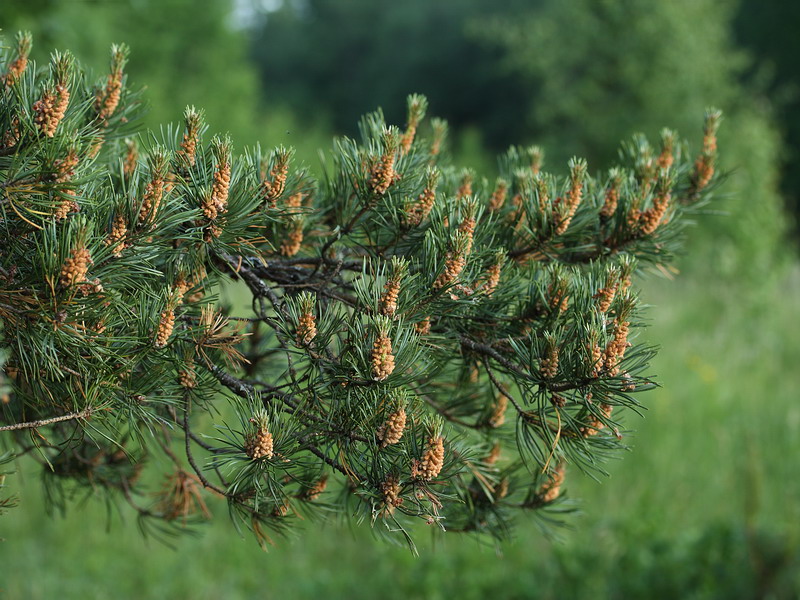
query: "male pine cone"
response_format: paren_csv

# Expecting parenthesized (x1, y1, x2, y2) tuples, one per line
(414, 436, 445, 480)
(371, 331, 395, 381)
(245, 418, 274, 460)
(377, 407, 406, 447)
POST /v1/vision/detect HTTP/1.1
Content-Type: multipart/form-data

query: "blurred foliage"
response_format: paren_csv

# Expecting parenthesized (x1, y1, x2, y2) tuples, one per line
(736, 0, 800, 221)
(246, 0, 531, 150)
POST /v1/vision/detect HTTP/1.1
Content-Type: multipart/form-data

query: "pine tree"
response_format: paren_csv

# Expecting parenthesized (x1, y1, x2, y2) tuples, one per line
(0, 35, 723, 550)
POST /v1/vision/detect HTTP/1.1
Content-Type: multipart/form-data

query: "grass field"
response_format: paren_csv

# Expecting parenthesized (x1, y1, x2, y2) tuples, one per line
(2, 261, 799, 599)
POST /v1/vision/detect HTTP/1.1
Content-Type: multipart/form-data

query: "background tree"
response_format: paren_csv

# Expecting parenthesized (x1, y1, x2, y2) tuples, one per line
(246, 0, 530, 151)
(1, 35, 723, 548)
(735, 0, 800, 223)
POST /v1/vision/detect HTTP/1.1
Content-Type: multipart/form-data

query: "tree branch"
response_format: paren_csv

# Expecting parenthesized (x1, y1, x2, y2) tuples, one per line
(299, 435, 358, 481)
(0, 407, 95, 432)
(182, 400, 228, 497)
(460, 336, 530, 379)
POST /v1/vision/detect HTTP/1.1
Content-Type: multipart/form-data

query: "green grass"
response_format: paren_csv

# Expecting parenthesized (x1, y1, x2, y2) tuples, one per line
(2, 266, 799, 599)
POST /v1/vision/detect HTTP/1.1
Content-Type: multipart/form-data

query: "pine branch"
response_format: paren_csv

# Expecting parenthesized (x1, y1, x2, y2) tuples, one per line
(0, 35, 722, 547)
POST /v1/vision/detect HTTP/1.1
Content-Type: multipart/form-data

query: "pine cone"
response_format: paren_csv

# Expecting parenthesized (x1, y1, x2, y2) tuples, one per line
(33, 84, 69, 137)
(371, 332, 395, 381)
(245, 425, 274, 460)
(154, 309, 175, 348)
(540, 345, 559, 380)
(538, 464, 565, 503)
(379, 277, 401, 317)
(211, 156, 231, 214)
(296, 310, 317, 345)
(381, 475, 403, 514)
(59, 245, 92, 287)
(302, 475, 328, 501)
(377, 407, 406, 447)
(488, 178, 508, 211)
(414, 436, 444, 480)
(488, 394, 507, 428)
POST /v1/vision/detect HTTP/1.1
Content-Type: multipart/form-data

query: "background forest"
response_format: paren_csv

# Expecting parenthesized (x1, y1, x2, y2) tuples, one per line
(1, 0, 799, 598)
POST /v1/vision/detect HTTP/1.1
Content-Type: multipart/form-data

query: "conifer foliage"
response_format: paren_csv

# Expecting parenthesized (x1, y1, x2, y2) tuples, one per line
(0, 35, 722, 549)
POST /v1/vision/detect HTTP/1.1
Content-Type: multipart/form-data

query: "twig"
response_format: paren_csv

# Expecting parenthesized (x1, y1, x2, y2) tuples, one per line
(182, 400, 227, 497)
(299, 435, 358, 481)
(120, 476, 154, 517)
(462, 336, 595, 394)
(0, 407, 95, 432)
(315, 203, 372, 269)
(460, 336, 529, 379)
(482, 358, 527, 415)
